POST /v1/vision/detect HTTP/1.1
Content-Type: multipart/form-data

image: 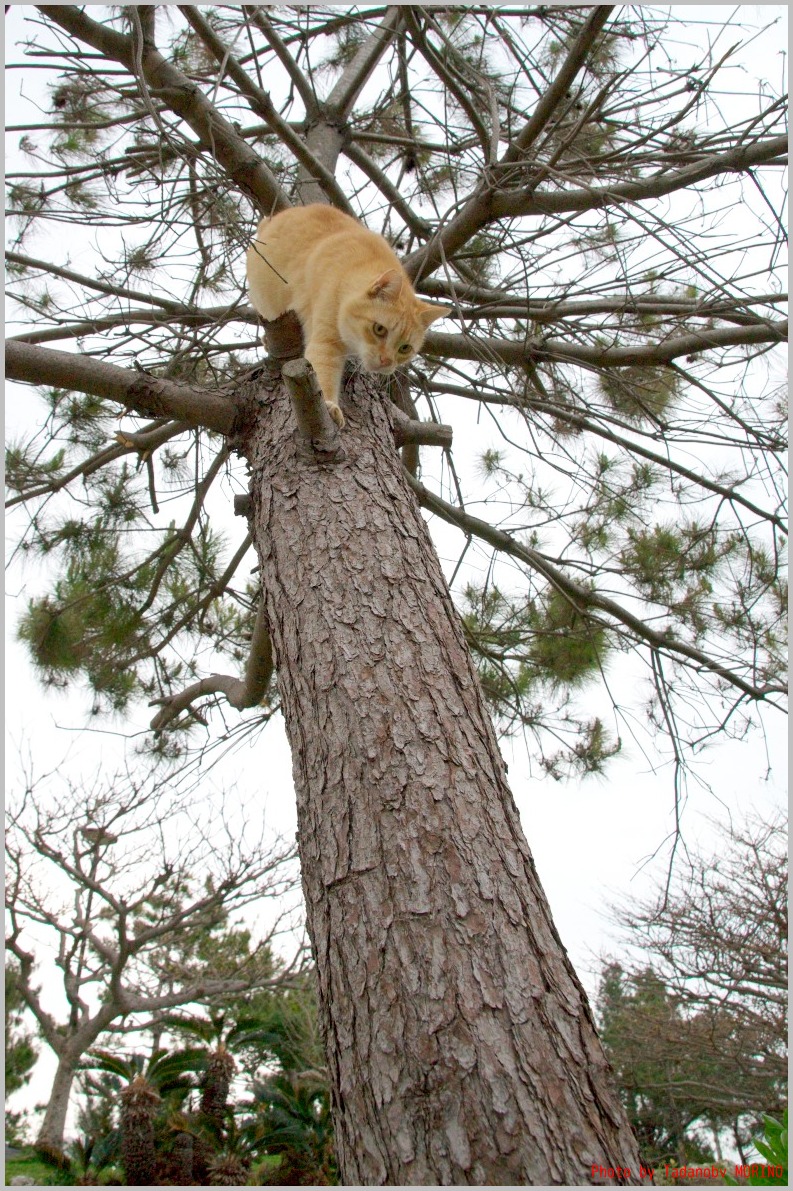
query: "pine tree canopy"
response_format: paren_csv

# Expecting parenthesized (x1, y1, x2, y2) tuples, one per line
(5, 5, 787, 780)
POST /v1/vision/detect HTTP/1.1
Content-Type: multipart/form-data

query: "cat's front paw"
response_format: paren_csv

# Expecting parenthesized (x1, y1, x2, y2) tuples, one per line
(326, 401, 345, 429)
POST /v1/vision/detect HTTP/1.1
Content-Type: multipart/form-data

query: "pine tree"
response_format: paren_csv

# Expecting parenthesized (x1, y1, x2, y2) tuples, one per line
(5, 5, 786, 1183)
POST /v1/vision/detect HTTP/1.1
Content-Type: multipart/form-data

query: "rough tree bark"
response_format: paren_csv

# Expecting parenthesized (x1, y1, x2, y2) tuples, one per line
(239, 354, 643, 1185)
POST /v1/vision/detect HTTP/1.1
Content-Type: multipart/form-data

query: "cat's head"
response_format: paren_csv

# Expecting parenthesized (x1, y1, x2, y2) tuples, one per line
(340, 270, 451, 375)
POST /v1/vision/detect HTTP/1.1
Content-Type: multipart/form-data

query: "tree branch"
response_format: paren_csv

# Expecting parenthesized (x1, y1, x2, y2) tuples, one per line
(7, 420, 192, 509)
(502, 6, 615, 163)
(430, 381, 786, 533)
(342, 140, 432, 238)
(150, 599, 274, 733)
(491, 134, 789, 220)
(6, 302, 258, 346)
(115, 973, 282, 1016)
(6, 250, 187, 312)
(5, 929, 63, 1054)
(292, 6, 403, 203)
(179, 4, 353, 213)
(281, 357, 345, 459)
(400, 9, 492, 163)
(37, 5, 291, 215)
(406, 474, 786, 702)
(405, 133, 787, 282)
(417, 285, 788, 327)
(424, 319, 787, 369)
(243, 6, 319, 116)
(391, 405, 453, 450)
(6, 340, 236, 434)
(325, 5, 402, 122)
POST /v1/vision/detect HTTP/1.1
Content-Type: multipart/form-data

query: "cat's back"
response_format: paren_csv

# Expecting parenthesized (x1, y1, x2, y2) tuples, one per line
(268, 204, 399, 266)
(247, 203, 403, 321)
(260, 204, 368, 253)
(279, 203, 359, 239)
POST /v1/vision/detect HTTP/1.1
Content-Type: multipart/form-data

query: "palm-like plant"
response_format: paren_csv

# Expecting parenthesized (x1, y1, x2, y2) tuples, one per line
(245, 1071, 337, 1186)
(86, 1045, 206, 1099)
(83, 1047, 204, 1185)
(228, 995, 325, 1079)
(66, 1130, 123, 1187)
(119, 1074, 160, 1186)
(160, 1013, 239, 1134)
(206, 1149, 251, 1186)
(75, 977, 332, 1183)
(199, 1042, 237, 1131)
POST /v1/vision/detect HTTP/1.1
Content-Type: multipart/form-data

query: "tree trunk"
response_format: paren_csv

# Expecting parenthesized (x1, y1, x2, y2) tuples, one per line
(243, 362, 643, 1186)
(34, 1008, 117, 1154)
(35, 1051, 78, 1158)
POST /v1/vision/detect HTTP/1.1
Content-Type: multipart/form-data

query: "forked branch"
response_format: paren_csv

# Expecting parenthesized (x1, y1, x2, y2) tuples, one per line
(150, 599, 274, 733)
(37, 4, 290, 214)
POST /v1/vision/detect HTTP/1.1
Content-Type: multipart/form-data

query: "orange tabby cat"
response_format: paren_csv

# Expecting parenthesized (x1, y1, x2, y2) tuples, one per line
(246, 204, 451, 427)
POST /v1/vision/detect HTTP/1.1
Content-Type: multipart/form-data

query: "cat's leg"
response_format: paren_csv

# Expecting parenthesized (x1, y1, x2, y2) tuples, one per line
(303, 340, 346, 428)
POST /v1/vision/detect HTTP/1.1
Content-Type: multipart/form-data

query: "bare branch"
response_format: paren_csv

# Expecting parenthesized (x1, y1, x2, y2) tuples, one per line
(405, 133, 787, 282)
(326, 6, 402, 121)
(502, 6, 615, 163)
(179, 4, 353, 213)
(150, 599, 274, 732)
(491, 134, 788, 220)
(7, 420, 192, 509)
(424, 319, 788, 369)
(342, 140, 432, 238)
(282, 357, 345, 459)
(391, 406, 453, 451)
(243, 5, 319, 115)
(6, 340, 236, 434)
(38, 4, 291, 214)
(433, 381, 785, 533)
(401, 9, 492, 163)
(6, 250, 187, 312)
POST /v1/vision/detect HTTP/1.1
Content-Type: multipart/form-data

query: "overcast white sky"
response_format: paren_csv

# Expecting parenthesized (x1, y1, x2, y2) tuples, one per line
(4, 3, 788, 1134)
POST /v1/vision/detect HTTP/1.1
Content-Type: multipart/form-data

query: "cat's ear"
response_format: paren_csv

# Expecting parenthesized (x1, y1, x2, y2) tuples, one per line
(368, 269, 403, 301)
(417, 302, 453, 328)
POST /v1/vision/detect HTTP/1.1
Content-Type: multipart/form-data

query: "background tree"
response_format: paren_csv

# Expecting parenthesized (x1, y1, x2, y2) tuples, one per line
(5, 957, 40, 1146)
(5, 5, 787, 1184)
(598, 813, 788, 1167)
(67, 974, 333, 1186)
(5, 771, 300, 1158)
(230, 972, 336, 1185)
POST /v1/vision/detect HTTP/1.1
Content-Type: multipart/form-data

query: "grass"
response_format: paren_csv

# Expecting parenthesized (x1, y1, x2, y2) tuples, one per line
(5, 1148, 76, 1185)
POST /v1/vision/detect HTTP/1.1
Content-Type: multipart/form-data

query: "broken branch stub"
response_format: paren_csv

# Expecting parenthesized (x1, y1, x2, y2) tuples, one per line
(281, 357, 344, 460)
(391, 405, 453, 450)
(262, 311, 304, 360)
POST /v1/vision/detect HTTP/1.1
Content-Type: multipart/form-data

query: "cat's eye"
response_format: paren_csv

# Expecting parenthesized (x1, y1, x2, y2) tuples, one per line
(373, 323, 388, 338)
(398, 343, 412, 355)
